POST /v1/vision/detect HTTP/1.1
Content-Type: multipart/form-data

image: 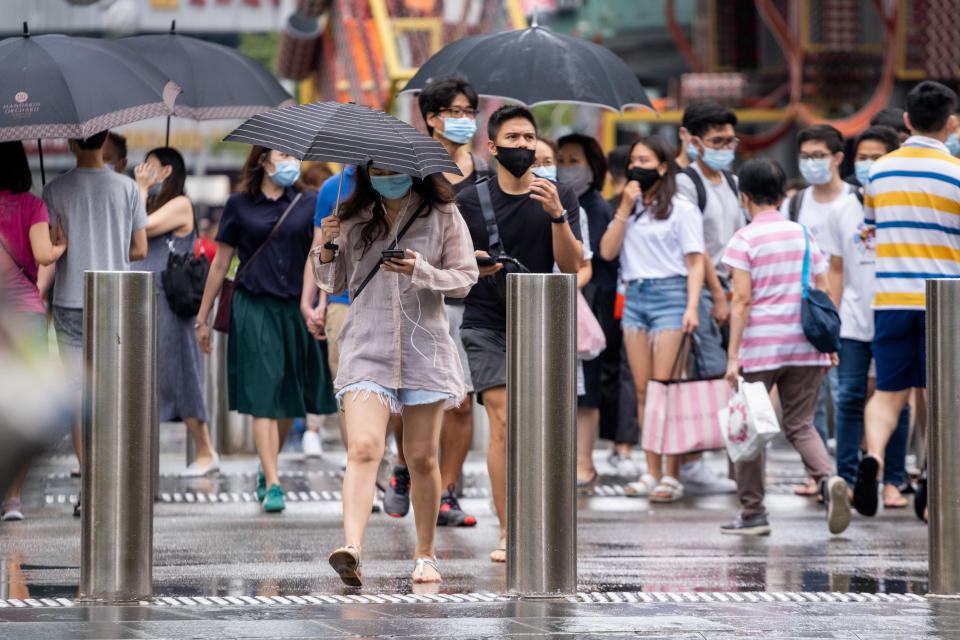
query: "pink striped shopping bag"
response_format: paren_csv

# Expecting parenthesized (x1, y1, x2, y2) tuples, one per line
(640, 377, 732, 455)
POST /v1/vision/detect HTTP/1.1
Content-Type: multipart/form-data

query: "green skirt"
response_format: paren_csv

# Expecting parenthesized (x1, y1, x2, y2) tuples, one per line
(227, 288, 337, 418)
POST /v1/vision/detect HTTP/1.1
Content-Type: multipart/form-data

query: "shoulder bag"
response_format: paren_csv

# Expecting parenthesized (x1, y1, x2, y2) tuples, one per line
(161, 207, 210, 317)
(0, 234, 37, 288)
(799, 225, 841, 353)
(212, 193, 302, 333)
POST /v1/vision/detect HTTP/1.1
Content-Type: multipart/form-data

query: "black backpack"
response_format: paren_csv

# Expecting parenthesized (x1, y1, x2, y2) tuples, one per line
(681, 166, 739, 214)
(788, 187, 864, 222)
(161, 212, 209, 317)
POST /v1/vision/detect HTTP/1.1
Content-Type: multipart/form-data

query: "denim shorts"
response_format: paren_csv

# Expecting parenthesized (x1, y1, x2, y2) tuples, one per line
(337, 380, 454, 415)
(621, 276, 688, 333)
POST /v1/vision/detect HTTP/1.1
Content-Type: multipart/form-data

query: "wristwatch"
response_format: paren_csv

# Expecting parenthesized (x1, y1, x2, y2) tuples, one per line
(550, 209, 569, 224)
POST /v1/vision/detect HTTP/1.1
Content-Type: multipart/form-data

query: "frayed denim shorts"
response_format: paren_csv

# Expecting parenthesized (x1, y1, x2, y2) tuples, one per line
(337, 380, 454, 415)
(621, 275, 688, 334)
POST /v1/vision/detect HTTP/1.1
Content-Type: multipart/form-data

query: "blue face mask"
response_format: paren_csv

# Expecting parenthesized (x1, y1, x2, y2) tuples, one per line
(441, 117, 477, 145)
(686, 142, 700, 163)
(269, 160, 301, 187)
(148, 181, 163, 197)
(370, 173, 413, 199)
(531, 165, 557, 182)
(854, 160, 874, 187)
(946, 133, 960, 157)
(703, 147, 734, 171)
(799, 157, 833, 185)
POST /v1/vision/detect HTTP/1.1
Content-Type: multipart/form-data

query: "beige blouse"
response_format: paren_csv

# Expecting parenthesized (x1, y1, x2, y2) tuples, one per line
(313, 199, 479, 407)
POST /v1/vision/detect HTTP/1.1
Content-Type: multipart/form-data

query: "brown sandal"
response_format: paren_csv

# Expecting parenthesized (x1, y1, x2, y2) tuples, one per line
(329, 545, 362, 587)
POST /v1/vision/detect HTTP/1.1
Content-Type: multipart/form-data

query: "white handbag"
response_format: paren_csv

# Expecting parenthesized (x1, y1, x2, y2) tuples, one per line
(718, 377, 781, 463)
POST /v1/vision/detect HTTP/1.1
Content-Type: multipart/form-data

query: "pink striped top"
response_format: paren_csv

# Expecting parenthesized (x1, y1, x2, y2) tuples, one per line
(721, 209, 831, 372)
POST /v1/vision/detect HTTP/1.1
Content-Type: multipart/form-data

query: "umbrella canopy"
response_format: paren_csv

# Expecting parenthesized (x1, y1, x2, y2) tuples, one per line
(117, 26, 294, 121)
(224, 101, 460, 179)
(399, 25, 653, 113)
(0, 29, 179, 141)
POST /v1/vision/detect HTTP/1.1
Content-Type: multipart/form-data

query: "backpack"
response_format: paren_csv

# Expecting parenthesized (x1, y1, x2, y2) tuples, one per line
(788, 186, 864, 222)
(681, 166, 738, 214)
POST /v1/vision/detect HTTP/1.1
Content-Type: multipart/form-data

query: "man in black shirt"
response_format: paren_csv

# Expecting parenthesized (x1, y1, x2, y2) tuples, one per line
(456, 105, 583, 563)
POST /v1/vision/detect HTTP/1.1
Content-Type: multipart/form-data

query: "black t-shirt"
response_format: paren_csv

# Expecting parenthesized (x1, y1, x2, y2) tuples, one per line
(456, 177, 582, 330)
(580, 188, 618, 291)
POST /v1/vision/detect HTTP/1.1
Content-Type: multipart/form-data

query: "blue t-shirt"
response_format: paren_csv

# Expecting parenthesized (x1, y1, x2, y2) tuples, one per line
(314, 165, 357, 305)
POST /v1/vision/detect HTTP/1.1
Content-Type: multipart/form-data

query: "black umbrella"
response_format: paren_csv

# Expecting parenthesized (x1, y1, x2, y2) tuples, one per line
(223, 101, 460, 178)
(399, 22, 653, 113)
(0, 25, 180, 182)
(118, 21, 294, 145)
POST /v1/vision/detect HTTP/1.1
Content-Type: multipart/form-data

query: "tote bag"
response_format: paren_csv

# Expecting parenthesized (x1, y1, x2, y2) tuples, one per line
(641, 335, 732, 455)
(718, 377, 781, 462)
(576, 289, 606, 360)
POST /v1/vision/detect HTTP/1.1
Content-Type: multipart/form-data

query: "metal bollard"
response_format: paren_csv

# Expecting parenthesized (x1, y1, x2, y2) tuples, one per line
(80, 271, 158, 603)
(506, 273, 577, 596)
(926, 279, 960, 595)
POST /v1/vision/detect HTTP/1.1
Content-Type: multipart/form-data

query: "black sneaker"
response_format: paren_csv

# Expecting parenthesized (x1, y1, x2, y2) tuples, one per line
(853, 456, 880, 516)
(383, 465, 410, 518)
(914, 472, 927, 522)
(823, 476, 852, 535)
(720, 513, 771, 536)
(437, 488, 477, 527)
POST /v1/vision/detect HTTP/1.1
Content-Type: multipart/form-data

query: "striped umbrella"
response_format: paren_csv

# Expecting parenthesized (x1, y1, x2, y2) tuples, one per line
(223, 101, 460, 179)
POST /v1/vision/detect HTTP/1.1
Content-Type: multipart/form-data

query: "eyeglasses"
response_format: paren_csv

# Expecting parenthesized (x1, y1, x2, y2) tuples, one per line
(799, 152, 833, 161)
(438, 107, 478, 119)
(699, 136, 739, 150)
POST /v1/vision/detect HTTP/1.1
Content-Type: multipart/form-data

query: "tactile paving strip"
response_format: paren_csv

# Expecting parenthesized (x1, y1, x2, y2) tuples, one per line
(0, 591, 927, 608)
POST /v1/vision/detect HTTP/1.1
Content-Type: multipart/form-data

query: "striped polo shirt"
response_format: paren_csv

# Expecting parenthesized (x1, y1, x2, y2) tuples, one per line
(722, 210, 830, 373)
(863, 135, 960, 309)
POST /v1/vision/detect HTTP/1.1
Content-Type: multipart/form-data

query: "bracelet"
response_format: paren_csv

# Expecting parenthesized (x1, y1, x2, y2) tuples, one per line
(194, 321, 207, 330)
(614, 214, 629, 223)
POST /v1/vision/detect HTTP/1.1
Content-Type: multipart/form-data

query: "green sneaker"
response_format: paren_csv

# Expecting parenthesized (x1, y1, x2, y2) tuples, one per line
(256, 465, 266, 502)
(263, 484, 285, 513)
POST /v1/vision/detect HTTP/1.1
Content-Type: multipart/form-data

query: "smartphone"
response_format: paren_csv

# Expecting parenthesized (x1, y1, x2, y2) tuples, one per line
(381, 249, 406, 261)
(476, 255, 498, 267)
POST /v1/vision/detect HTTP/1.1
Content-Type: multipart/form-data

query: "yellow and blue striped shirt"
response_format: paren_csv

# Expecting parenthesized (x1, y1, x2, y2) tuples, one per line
(864, 136, 960, 309)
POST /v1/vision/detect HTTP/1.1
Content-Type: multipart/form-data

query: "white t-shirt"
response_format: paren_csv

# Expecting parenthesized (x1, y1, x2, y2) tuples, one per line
(778, 183, 856, 257)
(676, 163, 746, 274)
(618, 194, 704, 281)
(817, 193, 876, 342)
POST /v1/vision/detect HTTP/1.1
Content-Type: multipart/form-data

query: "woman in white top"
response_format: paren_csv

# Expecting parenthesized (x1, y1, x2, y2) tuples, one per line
(599, 135, 705, 502)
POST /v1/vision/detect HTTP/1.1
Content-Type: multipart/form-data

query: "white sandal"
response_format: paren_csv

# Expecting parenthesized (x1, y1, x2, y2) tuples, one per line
(624, 473, 658, 497)
(649, 476, 684, 503)
(412, 557, 442, 583)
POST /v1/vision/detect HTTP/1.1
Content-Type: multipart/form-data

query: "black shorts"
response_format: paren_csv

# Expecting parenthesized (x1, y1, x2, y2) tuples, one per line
(460, 326, 507, 404)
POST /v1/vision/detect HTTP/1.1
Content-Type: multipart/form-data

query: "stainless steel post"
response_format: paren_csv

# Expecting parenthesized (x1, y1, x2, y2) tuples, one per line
(80, 271, 157, 603)
(506, 273, 577, 596)
(926, 279, 960, 595)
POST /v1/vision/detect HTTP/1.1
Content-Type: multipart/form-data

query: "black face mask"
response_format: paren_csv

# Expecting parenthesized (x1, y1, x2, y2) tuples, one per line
(495, 146, 536, 178)
(627, 166, 662, 191)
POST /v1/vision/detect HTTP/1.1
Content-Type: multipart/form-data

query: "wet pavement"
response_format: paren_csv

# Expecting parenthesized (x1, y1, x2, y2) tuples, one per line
(0, 426, 941, 638)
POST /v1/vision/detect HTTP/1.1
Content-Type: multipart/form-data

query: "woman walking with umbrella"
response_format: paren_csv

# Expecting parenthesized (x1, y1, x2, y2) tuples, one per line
(313, 165, 478, 586)
(195, 146, 337, 513)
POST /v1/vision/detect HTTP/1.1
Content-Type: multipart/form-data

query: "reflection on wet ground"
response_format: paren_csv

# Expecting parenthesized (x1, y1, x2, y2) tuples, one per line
(0, 437, 931, 602)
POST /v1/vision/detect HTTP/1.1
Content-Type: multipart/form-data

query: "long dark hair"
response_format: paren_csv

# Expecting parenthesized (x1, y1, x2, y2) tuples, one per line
(239, 145, 271, 200)
(145, 147, 187, 214)
(338, 166, 455, 256)
(0, 141, 32, 194)
(627, 135, 678, 220)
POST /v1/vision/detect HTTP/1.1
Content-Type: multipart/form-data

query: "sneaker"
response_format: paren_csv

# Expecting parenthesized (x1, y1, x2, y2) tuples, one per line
(181, 453, 221, 478)
(678, 458, 737, 495)
(853, 456, 879, 516)
(256, 465, 267, 502)
(607, 452, 639, 479)
(437, 488, 477, 526)
(262, 484, 285, 513)
(914, 473, 927, 522)
(823, 475, 852, 535)
(720, 513, 771, 536)
(1, 498, 23, 521)
(383, 465, 410, 517)
(302, 430, 323, 458)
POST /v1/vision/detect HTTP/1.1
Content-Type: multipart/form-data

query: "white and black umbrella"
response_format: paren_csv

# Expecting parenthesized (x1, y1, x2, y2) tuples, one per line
(118, 21, 294, 145)
(399, 21, 653, 113)
(0, 25, 180, 181)
(223, 101, 460, 179)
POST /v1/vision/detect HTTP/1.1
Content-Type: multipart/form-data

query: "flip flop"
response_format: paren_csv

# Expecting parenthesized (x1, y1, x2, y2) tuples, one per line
(412, 557, 442, 583)
(489, 547, 506, 563)
(329, 545, 362, 587)
(794, 478, 819, 496)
